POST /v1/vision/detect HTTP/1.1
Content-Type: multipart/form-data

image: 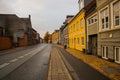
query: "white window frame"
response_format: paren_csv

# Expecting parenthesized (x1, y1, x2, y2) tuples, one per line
(115, 47, 120, 63)
(111, 0, 120, 29)
(102, 46, 108, 59)
(87, 13, 97, 26)
(99, 5, 109, 32)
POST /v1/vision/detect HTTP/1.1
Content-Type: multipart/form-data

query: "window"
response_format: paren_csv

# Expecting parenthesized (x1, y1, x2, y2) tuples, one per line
(72, 39, 74, 44)
(77, 38, 80, 45)
(80, 18, 83, 27)
(76, 21, 79, 30)
(75, 24, 77, 31)
(115, 47, 120, 63)
(102, 46, 108, 59)
(91, 18, 94, 23)
(113, 1, 120, 26)
(94, 16, 97, 22)
(81, 37, 84, 45)
(88, 15, 97, 25)
(88, 19, 91, 24)
(100, 8, 109, 30)
(18, 29, 24, 32)
(72, 26, 74, 32)
(74, 24, 75, 31)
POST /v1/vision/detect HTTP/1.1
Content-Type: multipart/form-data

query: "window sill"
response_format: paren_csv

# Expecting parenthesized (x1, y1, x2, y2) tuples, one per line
(102, 57, 108, 60)
(115, 61, 120, 64)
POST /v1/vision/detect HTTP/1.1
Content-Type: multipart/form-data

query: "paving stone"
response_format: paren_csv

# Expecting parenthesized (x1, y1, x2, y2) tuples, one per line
(47, 47, 72, 80)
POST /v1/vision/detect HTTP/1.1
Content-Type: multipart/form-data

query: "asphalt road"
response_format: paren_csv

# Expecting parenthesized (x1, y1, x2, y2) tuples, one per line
(57, 47, 111, 80)
(0, 44, 51, 80)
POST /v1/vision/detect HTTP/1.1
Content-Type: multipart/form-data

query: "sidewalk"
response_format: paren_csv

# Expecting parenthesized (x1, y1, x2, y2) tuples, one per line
(56, 45, 120, 80)
(48, 47, 72, 80)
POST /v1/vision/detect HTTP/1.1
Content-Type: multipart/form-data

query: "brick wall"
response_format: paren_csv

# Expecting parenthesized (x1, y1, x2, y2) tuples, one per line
(18, 34, 28, 47)
(0, 37, 12, 50)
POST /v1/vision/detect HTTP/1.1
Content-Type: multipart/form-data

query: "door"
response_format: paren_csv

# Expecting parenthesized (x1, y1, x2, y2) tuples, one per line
(91, 35, 97, 55)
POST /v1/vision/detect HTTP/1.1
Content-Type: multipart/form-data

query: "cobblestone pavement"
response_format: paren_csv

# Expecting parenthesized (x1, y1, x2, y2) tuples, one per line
(56, 45, 120, 80)
(48, 47, 72, 80)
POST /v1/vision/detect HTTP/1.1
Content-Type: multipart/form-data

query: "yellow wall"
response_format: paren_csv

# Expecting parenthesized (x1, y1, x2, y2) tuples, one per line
(52, 30, 59, 44)
(68, 10, 86, 51)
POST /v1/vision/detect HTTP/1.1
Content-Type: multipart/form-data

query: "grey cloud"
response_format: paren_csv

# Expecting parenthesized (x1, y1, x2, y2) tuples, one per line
(0, 0, 78, 37)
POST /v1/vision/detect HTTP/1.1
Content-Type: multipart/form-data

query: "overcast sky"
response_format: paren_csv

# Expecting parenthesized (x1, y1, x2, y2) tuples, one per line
(0, 0, 78, 38)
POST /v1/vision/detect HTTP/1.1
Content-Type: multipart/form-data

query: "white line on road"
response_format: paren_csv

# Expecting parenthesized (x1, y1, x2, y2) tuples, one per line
(18, 56, 24, 59)
(24, 54, 29, 56)
(10, 58, 18, 63)
(0, 63, 10, 69)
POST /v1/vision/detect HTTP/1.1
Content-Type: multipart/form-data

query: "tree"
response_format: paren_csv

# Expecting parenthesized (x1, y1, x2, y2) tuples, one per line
(43, 31, 49, 43)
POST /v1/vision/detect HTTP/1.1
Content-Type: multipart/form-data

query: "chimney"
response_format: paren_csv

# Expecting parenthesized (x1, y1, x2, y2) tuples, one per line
(29, 15, 31, 19)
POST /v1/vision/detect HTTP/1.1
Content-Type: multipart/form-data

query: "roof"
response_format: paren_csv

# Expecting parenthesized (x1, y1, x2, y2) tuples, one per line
(21, 16, 32, 28)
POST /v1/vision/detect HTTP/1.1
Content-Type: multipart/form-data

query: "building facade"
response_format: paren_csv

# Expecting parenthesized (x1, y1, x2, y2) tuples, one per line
(0, 14, 26, 47)
(59, 15, 74, 47)
(21, 15, 33, 46)
(0, 14, 40, 50)
(85, 0, 98, 55)
(68, 10, 86, 51)
(52, 30, 59, 44)
(97, 0, 120, 63)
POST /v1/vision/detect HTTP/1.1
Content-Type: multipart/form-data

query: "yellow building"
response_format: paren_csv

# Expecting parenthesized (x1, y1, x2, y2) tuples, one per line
(52, 30, 59, 44)
(68, 9, 86, 51)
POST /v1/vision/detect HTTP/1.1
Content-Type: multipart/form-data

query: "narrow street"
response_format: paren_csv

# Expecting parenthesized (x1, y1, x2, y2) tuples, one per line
(0, 44, 111, 80)
(0, 44, 51, 80)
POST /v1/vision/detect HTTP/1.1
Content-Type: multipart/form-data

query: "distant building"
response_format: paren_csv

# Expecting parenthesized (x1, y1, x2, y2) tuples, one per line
(0, 14, 26, 48)
(0, 14, 40, 50)
(21, 15, 33, 46)
(48, 34, 52, 43)
(52, 30, 59, 44)
(59, 15, 74, 47)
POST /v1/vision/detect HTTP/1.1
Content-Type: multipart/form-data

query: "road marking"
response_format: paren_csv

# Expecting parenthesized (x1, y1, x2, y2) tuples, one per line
(10, 58, 18, 63)
(18, 56, 24, 59)
(24, 54, 29, 56)
(28, 53, 31, 55)
(0, 63, 10, 69)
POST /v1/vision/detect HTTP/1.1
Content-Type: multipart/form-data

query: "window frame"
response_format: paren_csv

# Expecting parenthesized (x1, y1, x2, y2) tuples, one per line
(113, 1, 120, 27)
(99, 5, 109, 31)
(102, 46, 108, 59)
(100, 8, 109, 30)
(81, 37, 84, 46)
(77, 38, 80, 45)
(87, 13, 97, 26)
(115, 47, 120, 63)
